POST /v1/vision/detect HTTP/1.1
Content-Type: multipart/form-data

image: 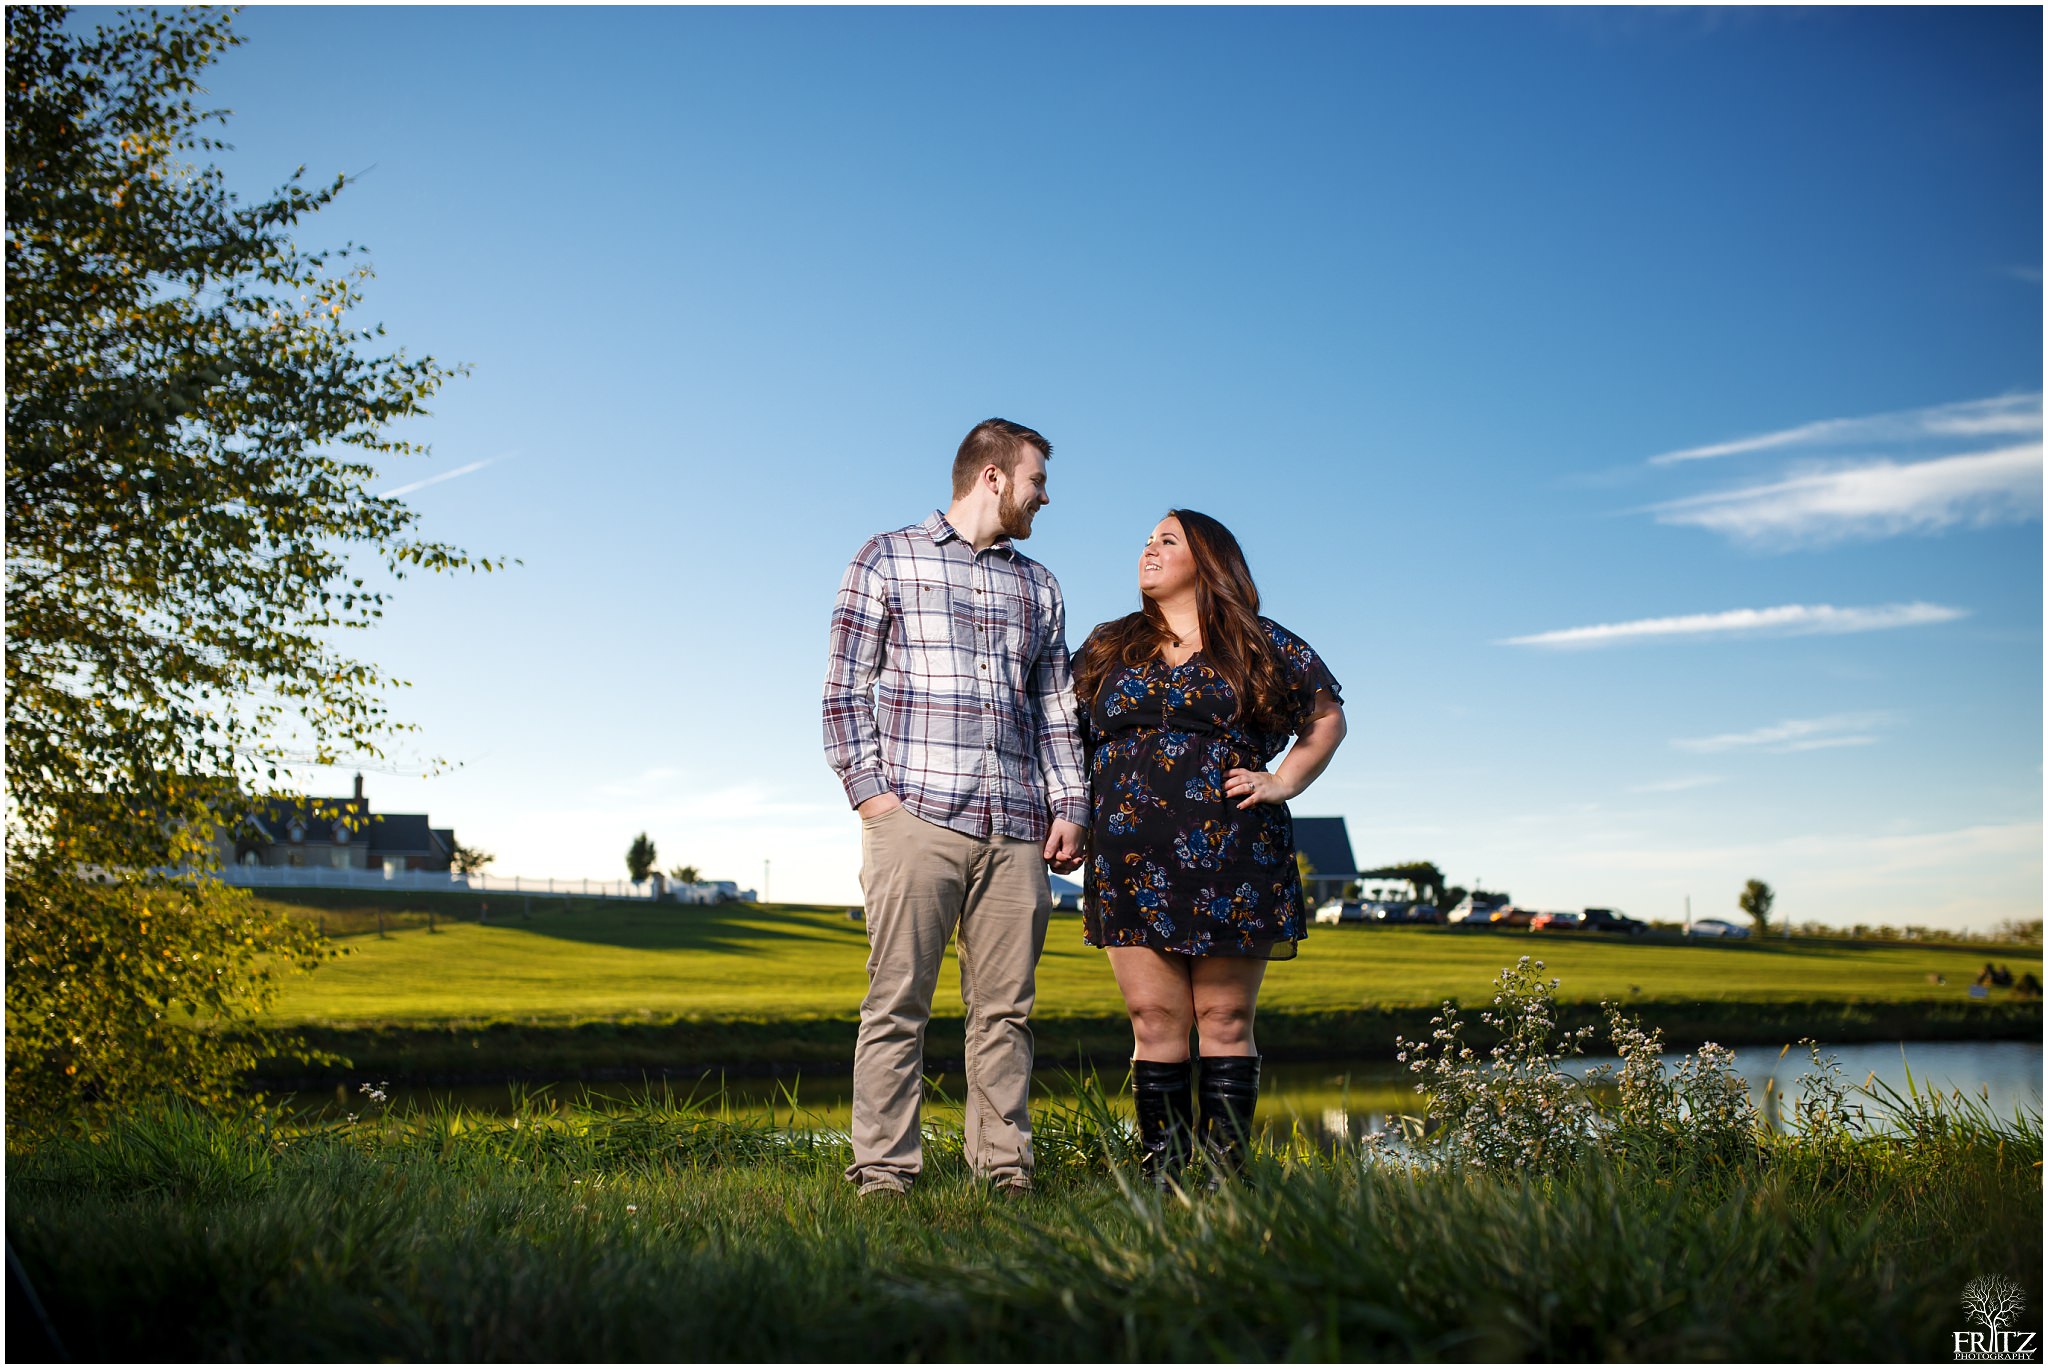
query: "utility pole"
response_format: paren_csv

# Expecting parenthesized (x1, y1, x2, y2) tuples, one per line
(764, 858, 771, 905)
(1685, 895, 1692, 935)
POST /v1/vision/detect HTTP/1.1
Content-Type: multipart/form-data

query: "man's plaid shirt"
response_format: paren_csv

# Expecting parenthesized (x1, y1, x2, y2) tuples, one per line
(823, 510, 1088, 844)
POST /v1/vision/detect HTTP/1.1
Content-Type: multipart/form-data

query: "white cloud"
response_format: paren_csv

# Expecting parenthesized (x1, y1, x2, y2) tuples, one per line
(381, 455, 503, 499)
(1648, 444, 2042, 546)
(1673, 712, 1892, 754)
(1500, 602, 1967, 649)
(593, 766, 683, 799)
(1579, 821, 2041, 886)
(1646, 394, 2042, 466)
(1626, 775, 1726, 794)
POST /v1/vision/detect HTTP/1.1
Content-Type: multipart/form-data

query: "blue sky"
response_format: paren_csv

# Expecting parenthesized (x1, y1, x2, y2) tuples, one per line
(185, 5, 2039, 929)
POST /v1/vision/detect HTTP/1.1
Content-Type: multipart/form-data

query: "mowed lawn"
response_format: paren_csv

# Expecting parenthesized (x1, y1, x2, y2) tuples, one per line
(253, 897, 2039, 1028)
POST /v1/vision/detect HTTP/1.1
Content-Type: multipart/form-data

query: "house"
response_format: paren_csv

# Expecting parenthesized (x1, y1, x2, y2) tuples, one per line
(1292, 816, 1359, 907)
(223, 774, 459, 875)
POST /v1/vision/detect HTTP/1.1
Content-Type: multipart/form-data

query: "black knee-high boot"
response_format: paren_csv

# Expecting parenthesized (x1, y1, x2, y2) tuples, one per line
(1196, 1054, 1261, 1182)
(1130, 1059, 1196, 1187)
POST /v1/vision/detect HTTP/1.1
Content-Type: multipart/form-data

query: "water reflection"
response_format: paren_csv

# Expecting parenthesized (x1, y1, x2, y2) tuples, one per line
(299, 1040, 2041, 1150)
(1262, 1040, 2043, 1146)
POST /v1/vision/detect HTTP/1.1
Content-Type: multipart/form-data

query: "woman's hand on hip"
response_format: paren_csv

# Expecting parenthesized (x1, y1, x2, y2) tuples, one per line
(1224, 768, 1298, 809)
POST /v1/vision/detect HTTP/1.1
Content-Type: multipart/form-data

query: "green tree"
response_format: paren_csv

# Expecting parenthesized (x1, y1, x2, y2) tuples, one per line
(1360, 861, 1450, 911)
(668, 864, 702, 885)
(5, 7, 497, 1124)
(449, 841, 494, 876)
(627, 833, 658, 884)
(1738, 879, 1775, 934)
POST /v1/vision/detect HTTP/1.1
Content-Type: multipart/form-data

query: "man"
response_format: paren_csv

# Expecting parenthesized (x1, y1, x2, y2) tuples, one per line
(822, 417, 1089, 1198)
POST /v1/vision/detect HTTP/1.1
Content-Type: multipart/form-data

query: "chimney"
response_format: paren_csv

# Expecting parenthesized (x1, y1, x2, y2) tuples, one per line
(353, 773, 365, 804)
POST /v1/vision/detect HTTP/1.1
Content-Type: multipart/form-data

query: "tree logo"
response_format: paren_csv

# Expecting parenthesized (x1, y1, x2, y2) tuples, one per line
(1955, 1275, 2037, 1362)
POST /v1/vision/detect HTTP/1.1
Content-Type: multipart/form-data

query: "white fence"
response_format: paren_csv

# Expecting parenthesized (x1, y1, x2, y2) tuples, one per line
(210, 865, 666, 900)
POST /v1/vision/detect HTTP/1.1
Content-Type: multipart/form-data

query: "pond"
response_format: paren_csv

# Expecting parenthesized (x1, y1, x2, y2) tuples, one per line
(295, 1038, 2041, 1147)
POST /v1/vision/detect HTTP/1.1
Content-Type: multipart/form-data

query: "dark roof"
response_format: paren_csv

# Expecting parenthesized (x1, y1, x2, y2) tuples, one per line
(366, 813, 448, 855)
(1292, 817, 1357, 880)
(239, 792, 452, 855)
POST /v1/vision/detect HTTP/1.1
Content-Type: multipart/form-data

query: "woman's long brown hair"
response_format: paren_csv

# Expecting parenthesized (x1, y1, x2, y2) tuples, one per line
(1074, 509, 1296, 734)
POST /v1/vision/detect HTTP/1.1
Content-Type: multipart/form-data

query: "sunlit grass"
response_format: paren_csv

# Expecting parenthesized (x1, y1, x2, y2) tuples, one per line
(10, 1064, 2038, 1362)
(252, 895, 2038, 1028)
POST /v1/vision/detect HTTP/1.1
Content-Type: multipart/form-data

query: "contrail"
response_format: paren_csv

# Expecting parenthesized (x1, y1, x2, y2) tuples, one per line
(381, 456, 500, 499)
(1500, 601, 1967, 648)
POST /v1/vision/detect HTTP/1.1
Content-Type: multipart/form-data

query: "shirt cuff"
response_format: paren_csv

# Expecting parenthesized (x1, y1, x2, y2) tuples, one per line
(1051, 795, 1089, 827)
(841, 768, 890, 810)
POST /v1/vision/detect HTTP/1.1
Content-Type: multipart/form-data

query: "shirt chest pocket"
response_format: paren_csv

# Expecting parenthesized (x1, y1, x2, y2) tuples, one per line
(990, 584, 1042, 662)
(898, 580, 963, 653)
(899, 578, 1040, 663)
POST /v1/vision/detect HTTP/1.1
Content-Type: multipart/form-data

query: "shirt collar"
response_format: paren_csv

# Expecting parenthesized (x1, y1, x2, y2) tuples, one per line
(922, 509, 1014, 557)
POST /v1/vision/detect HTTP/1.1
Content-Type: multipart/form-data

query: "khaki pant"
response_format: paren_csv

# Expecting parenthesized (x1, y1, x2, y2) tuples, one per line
(847, 804, 1051, 1193)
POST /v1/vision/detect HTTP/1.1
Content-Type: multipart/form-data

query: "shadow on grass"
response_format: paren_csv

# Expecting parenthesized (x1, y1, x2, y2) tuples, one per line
(492, 901, 841, 956)
(257, 887, 862, 957)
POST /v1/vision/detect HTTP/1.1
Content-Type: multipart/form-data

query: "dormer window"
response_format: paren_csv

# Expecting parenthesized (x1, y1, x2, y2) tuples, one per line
(333, 821, 350, 844)
(288, 822, 305, 843)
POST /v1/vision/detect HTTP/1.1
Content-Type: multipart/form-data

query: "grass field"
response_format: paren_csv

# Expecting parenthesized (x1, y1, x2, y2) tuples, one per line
(257, 892, 2040, 1024)
(239, 890, 2041, 1081)
(8, 1078, 2041, 1361)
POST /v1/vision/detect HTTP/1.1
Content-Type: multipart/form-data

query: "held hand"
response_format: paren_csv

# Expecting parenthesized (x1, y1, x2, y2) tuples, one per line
(1224, 768, 1300, 810)
(857, 792, 903, 820)
(1043, 817, 1088, 874)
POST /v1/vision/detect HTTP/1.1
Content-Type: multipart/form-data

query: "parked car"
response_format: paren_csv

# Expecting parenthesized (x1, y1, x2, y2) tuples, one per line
(1581, 907, 1648, 936)
(1687, 917, 1751, 939)
(1492, 905, 1538, 928)
(1368, 900, 1419, 924)
(1449, 894, 1508, 926)
(1529, 910, 1585, 932)
(1409, 903, 1444, 925)
(1314, 899, 1368, 925)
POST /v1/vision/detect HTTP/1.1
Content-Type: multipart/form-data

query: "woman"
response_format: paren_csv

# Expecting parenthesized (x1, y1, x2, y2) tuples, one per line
(1075, 509, 1347, 1184)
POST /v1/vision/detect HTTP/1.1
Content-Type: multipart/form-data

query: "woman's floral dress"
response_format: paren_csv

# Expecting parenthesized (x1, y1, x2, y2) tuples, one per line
(1080, 619, 1342, 959)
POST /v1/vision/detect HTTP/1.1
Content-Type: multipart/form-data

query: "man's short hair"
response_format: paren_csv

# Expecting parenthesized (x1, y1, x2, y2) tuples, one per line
(952, 418, 1053, 499)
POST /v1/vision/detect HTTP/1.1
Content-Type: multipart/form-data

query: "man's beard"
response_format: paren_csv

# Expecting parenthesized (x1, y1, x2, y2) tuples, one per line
(996, 484, 1037, 539)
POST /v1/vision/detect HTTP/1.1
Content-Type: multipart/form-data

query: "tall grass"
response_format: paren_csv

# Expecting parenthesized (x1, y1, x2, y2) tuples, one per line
(11, 974, 2040, 1362)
